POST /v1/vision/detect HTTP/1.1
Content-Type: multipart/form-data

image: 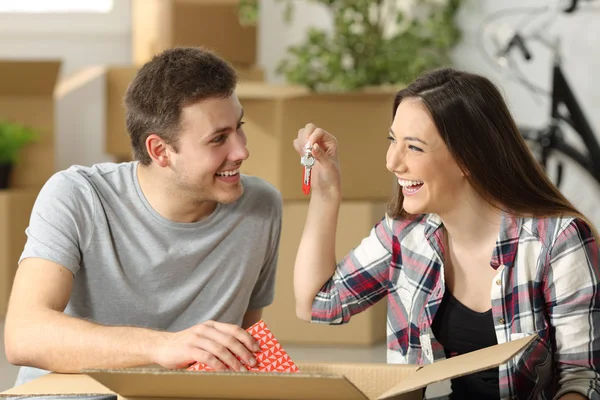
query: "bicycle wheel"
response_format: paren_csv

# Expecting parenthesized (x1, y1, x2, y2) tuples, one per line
(520, 126, 600, 230)
(542, 145, 600, 231)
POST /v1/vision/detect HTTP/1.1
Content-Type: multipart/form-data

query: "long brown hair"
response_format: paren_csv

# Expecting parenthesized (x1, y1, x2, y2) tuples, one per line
(387, 67, 598, 238)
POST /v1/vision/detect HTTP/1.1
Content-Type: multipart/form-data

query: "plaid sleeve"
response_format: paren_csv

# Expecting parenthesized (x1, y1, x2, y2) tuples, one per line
(546, 219, 600, 399)
(311, 215, 394, 324)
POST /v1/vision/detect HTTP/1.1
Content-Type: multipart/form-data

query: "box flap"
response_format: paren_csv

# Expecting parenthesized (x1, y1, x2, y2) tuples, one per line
(0, 372, 114, 397)
(377, 334, 537, 400)
(86, 368, 369, 400)
(298, 361, 419, 400)
(0, 60, 61, 95)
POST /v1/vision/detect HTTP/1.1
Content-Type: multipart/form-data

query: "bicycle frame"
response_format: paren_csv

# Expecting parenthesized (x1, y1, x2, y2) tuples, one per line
(549, 59, 600, 182)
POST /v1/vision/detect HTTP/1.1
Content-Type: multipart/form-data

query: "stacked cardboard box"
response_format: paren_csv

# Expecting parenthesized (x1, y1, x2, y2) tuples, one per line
(0, 60, 60, 315)
(236, 82, 399, 201)
(131, 0, 264, 81)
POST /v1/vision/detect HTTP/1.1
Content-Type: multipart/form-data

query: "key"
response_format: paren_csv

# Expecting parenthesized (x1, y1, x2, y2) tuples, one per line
(300, 143, 315, 195)
(303, 164, 312, 185)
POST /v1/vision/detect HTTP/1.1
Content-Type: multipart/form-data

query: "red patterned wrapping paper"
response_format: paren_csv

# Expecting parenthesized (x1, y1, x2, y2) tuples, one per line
(187, 319, 300, 373)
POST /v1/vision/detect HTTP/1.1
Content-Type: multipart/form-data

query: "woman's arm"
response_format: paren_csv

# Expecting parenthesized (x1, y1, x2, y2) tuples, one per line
(292, 123, 343, 320)
(546, 219, 600, 399)
(294, 195, 341, 321)
(293, 123, 393, 324)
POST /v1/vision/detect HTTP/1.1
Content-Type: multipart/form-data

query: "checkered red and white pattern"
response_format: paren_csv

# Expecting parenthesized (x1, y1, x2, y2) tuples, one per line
(187, 320, 300, 373)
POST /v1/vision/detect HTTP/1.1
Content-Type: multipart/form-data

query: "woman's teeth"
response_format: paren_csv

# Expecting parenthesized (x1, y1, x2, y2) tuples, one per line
(398, 179, 423, 187)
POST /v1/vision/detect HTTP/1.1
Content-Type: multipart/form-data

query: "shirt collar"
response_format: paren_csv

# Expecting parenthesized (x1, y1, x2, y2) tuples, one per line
(422, 211, 523, 270)
(490, 211, 522, 270)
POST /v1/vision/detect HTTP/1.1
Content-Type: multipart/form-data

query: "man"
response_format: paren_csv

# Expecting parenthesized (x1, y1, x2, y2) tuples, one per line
(4, 47, 282, 389)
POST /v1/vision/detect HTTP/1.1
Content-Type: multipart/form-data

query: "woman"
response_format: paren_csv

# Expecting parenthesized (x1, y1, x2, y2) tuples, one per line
(293, 68, 600, 399)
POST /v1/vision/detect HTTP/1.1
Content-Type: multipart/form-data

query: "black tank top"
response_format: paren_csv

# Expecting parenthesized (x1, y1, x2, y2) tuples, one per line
(430, 288, 500, 399)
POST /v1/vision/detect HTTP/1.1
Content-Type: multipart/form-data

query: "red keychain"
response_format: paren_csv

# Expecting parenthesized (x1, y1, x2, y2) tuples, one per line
(300, 143, 315, 195)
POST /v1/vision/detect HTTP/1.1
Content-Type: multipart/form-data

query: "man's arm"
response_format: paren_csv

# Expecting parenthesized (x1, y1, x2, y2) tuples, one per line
(4, 258, 163, 371)
(5, 258, 260, 372)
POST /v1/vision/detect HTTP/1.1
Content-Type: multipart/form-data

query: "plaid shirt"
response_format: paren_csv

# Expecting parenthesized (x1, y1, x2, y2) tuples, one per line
(312, 212, 600, 399)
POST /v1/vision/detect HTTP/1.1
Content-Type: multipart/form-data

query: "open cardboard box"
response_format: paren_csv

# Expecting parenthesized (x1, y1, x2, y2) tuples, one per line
(2, 335, 536, 400)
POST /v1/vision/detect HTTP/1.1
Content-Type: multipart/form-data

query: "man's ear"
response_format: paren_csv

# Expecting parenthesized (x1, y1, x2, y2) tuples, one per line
(146, 134, 171, 168)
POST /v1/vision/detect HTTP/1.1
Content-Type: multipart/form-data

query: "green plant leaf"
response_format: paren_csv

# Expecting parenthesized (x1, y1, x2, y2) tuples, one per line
(0, 120, 38, 165)
(274, 0, 464, 91)
(238, 0, 259, 26)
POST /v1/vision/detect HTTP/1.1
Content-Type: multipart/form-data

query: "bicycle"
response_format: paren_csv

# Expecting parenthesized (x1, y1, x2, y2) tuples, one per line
(478, 0, 600, 230)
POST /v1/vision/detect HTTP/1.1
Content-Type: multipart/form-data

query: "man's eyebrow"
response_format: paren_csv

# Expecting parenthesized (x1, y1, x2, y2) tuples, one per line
(210, 109, 245, 136)
(389, 128, 427, 145)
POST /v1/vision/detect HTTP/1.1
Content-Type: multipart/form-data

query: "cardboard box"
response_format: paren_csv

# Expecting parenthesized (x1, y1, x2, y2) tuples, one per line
(0, 60, 60, 188)
(105, 67, 139, 158)
(237, 82, 400, 200)
(0, 335, 537, 400)
(132, 0, 257, 67)
(55, 66, 117, 171)
(264, 201, 388, 346)
(0, 189, 38, 316)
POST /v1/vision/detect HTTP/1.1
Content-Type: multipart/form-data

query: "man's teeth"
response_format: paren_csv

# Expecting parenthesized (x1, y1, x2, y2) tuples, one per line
(398, 179, 424, 187)
(216, 169, 240, 177)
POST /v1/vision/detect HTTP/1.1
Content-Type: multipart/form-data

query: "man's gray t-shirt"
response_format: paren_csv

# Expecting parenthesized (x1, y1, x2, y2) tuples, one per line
(14, 161, 282, 386)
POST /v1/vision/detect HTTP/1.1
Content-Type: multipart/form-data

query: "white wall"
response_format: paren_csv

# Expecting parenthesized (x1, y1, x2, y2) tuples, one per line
(258, 0, 332, 84)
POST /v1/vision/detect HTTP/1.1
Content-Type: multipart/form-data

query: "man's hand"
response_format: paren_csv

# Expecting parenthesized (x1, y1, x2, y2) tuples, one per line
(153, 320, 261, 371)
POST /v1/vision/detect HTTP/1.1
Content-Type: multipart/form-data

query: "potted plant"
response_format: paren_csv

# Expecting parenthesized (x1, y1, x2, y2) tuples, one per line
(239, 0, 463, 91)
(0, 120, 37, 189)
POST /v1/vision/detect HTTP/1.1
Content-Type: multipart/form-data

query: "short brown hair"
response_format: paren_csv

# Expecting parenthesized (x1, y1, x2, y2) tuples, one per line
(124, 47, 237, 165)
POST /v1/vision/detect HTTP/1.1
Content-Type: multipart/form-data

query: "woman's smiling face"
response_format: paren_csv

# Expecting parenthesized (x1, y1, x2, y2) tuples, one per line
(386, 97, 466, 216)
